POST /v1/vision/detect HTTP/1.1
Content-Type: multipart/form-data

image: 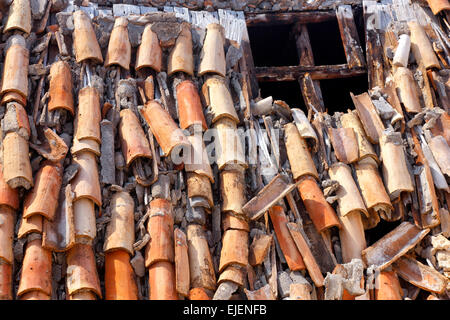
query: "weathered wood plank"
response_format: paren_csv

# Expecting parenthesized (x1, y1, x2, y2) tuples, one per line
(294, 24, 325, 112)
(255, 65, 366, 82)
(246, 11, 336, 27)
(336, 5, 366, 69)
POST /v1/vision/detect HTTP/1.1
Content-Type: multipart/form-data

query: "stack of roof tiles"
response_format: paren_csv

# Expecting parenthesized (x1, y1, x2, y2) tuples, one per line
(0, 0, 448, 300)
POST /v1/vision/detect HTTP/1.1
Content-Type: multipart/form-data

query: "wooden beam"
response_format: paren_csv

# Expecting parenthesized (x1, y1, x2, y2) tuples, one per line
(364, 1, 384, 89)
(255, 65, 367, 82)
(294, 23, 325, 112)
(240, 24, 259, 99)
(336, 5, 366, 69)
(246, 11, 336, 27)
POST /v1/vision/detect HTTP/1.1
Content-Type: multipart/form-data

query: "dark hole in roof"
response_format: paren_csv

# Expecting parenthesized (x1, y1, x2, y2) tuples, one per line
(307, 18, 347, 66)
(319, 74, 369, 113)
(258, 81, 306, 111)
(247, 24, 300, 67)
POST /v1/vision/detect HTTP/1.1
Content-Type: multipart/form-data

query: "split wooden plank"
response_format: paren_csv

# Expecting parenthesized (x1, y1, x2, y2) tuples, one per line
(336, 5, 366, 69)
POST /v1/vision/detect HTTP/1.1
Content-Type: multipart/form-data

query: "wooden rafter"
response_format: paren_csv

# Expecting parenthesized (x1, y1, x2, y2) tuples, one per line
(255, 64, 367, 82)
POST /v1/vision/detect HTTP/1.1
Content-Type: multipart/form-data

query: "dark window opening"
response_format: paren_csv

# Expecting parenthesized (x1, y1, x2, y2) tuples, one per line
(258, 81, 306, 110)
(319, 74, 368, 113)
(307, 19, 347, 66)
(248, 24, 299, 67)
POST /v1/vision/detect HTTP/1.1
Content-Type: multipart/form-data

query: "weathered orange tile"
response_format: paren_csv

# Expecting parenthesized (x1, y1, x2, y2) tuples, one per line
(340, 110, 379, 163)
(71, 136, 100, 157)
(380, 132, 414, 200)
(71, 151, 101, 206)
(268, 206, 305, 271)
(221, 169, 246, 217)
(329, 127, 359, 164)
(176, 80, 207, 131)
(289, 283, 312, 300)
(105, 250, 138, 300)
(72, 10, 103, 63)
(5, 102, 30, 139)
(18, 214, 43, 239)
(1, 91, 26, 107)
(48, 60, 74, 114)
(219, 229, 249, 273)
(244, 284, 276, 300)
(73, 198, 96, 243)
(394, 67, 422, 113)
(354, 159, 393, 222)
(284, 122, 319, 180)
(168, 22, 194, 76)
(104, 191, 135, 255)
(185, 135, 214, 183)
(249, 233, 272, 266)
(409, 21, 441, 70)
(351, 92, 385, 144)
(66, 243, 102, 298)
(198, 23, 226, 77)
(291, 108, 319, 151)
(174, 228, 190, 297)
(187, 172, 213, 208)
(3, 0, 31, 34)
(222, 212, 249, 232)
(135, 24, 162, 72)
(202, 76, 239, 124)
(214, 118, 247, 170)
(0, 206, 15, 264)
(189, 287, 211, 300)
(17, 239, 52, 298)
(68, 290, 97, 300)
(297, 176, 341, 232)
(430, 113, 450, 145)
(287, 222, 325, 287)
(23, 162, 62, 221)
(75, 87, 101, 144)
(329, 162, 368, 218)
(362, 222, 430, 270)
(42, 184, 76, 252)
(140, 100, 190, 158)
(1, 38, 29, 100)
(428, 135, 450, 177)
(243, 173, 296, 221)
(19, 291, 50, 300)
(393, 255, 448, 294)
(0, 163, 19, 210)
(105, 17, 131, 70)
(375, 270, 403, 300)
(426, 0, 450, 14)
(119, 108, 152, 167)
(2, 132, 33, 190)
(148, 261, 178, 300)
(145, 199, 174, 267)
(31, 128, 69, 162)
(0, 261, 12, 300)
(218, 265, 245, 286)
(186, 224, 216, 291)
(338, 211, 367, 263)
